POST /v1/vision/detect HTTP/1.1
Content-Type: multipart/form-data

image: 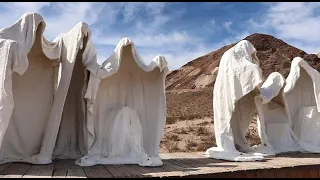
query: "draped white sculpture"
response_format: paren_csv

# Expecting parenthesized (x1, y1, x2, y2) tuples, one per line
(284, 57, 320, 153)
(254, 72, 301, 155)
(0, 12, 98, 164)
(76, 38, 168, 167)
(205, 40, 264, 162)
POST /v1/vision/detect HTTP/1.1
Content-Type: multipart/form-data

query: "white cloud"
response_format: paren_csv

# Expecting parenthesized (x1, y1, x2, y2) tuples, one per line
(249, 2, 320, 54)
(0, 2, 217, 70)
(43, 2, 108, 39)
(0, 2, 108, 40)
(0, 2, 51, 29)
(92, 29, 200, 48)
(88, 2, 208, 70)
(203, 19, 217, 33)
(210, 19, 216, 26)
(139, 45, 213, 70)
(223, 21, 233, 32)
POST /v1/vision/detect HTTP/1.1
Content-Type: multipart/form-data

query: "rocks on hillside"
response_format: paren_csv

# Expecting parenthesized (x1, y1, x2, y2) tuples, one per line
(166, 33, 320, 91)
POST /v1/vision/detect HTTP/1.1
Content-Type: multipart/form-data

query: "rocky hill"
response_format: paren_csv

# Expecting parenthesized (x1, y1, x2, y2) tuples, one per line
(165, 33, 320, 120)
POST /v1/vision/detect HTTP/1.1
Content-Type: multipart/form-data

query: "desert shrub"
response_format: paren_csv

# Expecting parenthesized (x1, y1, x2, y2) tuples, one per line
(167, 142, 180, 153)
(185, 139, 198, 151)
(165, 133, 180, 141)
(166, 116, 177, 124)
(195, 126, 210, 136)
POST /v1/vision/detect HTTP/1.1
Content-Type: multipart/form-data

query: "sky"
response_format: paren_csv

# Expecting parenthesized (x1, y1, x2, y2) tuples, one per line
(0, 2, 319, 70)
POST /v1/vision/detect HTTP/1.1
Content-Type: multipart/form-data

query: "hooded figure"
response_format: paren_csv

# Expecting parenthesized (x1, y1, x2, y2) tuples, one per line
(254, 72, 302, 155)
(0, 12, 98, 164)
(205, 40, 264, 161)
(284, 57, 320, 153)
(76, 38, 168, 167)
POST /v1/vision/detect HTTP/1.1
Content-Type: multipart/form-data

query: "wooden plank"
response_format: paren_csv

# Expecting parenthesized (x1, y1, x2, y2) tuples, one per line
(0, 163, 31, 178)
(131, 162, 185, 178)
(92, 165, 113, 178)
(118, 165, 135, 178)
(83, 167, 99, 178)
(162, 161, 190, 177)
(66, 169, 86, 178)
(104, 165, 133, 178)
(258, 168, 275, 178)
(164, 153, 216, 176)
(66, 160, 86, 178)
(0, 163, 12, 177)
(118, 158, 180, 178)
(162, 152, 320, 178)
(155, 158, 197, 178)
(272, 167, 291, 178)
(163, 153, 201, 168)
(168, 153, 237, 175)
(305, 166, 319, 178)
(136, 153, 204, 177)
(162, 156, 206, 176)
(241, 170, 259, 178)
(290, 166, 309, 178)
(0, 163, 12, 173)
(22, 163, 54, 178)
(118, 165, 144, 178)
(165, 159, 198, 169)
(52, 159, 68, 178)
(130, 165, 158, 177)
(0, 153, 319, 178)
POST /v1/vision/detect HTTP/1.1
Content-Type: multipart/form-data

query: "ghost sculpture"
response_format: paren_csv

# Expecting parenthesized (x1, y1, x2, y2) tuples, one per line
(283, 57, 320, 153)
(254, 72, 302, 156)
(0, 12, 98, 164)
(76, 38, 168, 167)
(205, 40, 265, 162)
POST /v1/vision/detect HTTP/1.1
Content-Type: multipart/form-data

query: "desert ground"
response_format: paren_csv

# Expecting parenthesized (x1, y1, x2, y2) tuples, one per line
(159, 89, 261, 153)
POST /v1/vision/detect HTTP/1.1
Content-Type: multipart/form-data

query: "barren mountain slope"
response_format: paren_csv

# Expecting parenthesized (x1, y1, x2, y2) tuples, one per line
(166, 33, 320, 91)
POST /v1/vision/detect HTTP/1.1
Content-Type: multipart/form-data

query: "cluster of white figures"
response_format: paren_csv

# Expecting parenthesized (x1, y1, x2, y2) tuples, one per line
(0, 12, 168, 167)
(206, 36, 320, 162)
(0, 12, 319, 168)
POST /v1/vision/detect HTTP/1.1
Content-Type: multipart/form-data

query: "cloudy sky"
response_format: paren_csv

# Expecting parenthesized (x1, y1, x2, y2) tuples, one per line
(0, 2, 319, 70)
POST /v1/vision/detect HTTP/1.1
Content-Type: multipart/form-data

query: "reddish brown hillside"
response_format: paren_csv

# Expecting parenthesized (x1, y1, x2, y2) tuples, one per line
(165, 33, 320, 91)
(165, 33, 320, 120)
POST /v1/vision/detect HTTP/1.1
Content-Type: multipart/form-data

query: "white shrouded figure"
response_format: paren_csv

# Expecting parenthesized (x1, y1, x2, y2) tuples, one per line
(76, 37, 168, 167)
(254, 72, 302, 155)
(99, 107, 152, 166)
(205, 40, 265, 162)
(283, 57, 320, 153)
(0, 12, 98, 164)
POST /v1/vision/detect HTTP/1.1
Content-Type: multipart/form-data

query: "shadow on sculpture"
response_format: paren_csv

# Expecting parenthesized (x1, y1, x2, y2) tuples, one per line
(76, 38, 169, 167)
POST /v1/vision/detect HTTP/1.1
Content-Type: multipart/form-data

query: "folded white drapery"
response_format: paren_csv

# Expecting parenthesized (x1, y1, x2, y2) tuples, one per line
(76, 38, 169, 167)
(284, 57, 320, 153)
(0, 12, 98, 164)
(205, 40, 264, 161)
(254, 72, 302, 155)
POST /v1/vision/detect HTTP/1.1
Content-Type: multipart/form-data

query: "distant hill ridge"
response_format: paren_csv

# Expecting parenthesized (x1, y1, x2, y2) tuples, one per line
(165, 33, 320, 91)
(165, 33, 320, 120)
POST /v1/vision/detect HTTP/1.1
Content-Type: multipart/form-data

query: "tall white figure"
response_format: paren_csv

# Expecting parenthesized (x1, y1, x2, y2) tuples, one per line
(77, 38, 168, 167)
(284, 57, 320, 153)
(205, 40, 264, 161)
(254, 72, 302, 155)
(0, 12, 98, 164)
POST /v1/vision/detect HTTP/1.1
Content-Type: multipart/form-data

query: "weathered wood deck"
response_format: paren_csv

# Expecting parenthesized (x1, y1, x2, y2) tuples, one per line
(0, 152, 320, 178)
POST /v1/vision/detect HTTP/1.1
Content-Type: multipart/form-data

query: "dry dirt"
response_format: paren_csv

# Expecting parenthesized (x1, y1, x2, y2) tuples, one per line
(159, 116, 261, 153)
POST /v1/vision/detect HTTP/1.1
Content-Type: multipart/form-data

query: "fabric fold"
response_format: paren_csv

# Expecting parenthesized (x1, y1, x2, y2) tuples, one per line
(77, 37, 168, 167)
(205, 40, 264, 162)
(0, 12, 99, 164)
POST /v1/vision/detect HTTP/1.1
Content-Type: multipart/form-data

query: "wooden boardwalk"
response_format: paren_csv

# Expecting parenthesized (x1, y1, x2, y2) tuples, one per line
(0, 152, 320, 178)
